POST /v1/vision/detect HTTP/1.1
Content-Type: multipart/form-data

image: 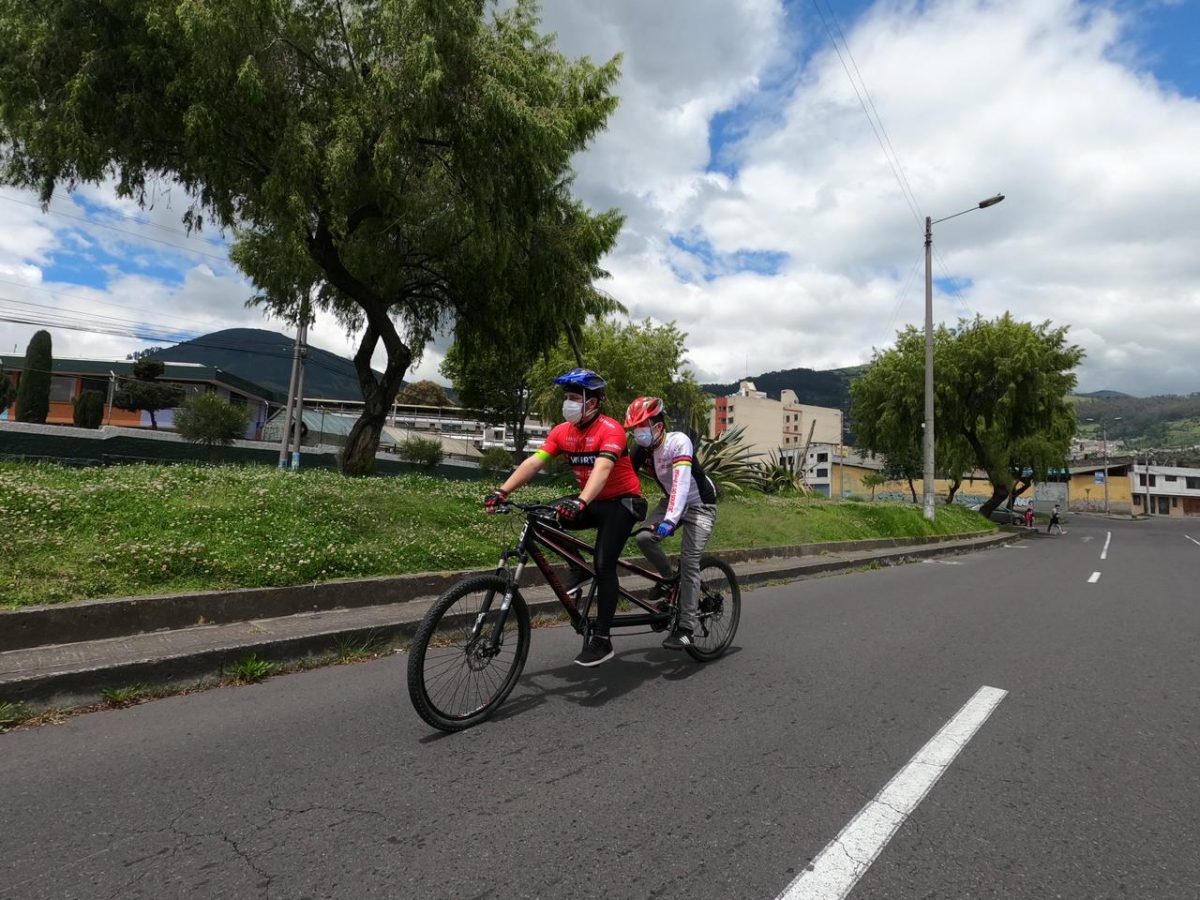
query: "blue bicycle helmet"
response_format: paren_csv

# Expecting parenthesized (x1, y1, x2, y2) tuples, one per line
(553, 368, 607, 393)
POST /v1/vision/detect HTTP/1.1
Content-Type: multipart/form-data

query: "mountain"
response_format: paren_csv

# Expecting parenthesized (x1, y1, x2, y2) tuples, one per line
(1074, 390, 1135, 400)
(701, 365, 863, 411)
(150, 328, 382, 401)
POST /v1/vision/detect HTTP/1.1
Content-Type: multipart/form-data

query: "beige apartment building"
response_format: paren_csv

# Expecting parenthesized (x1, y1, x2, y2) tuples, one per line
(711, 381, 843, 461)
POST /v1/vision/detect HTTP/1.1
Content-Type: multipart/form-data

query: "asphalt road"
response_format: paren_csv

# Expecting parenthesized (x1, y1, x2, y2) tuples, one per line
(3, 515, 1199, 900)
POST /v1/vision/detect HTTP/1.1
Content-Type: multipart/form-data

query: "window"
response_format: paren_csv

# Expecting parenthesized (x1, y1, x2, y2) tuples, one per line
(1134, 495, 1142, 506)
(1138, 474, 1157, 487)
(817, 452, 829, 463)
(1166, 475, 1177, 482)
(1187, 477, 1200, 490)
(816, 467, 828, 478)
(81, 377, 108, 396)
(48, 375, 75, 403)
(227, 391, 247, 408)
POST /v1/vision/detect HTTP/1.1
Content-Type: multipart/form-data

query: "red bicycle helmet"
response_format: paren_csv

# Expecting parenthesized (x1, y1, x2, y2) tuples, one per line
(624, 396, 664, 428)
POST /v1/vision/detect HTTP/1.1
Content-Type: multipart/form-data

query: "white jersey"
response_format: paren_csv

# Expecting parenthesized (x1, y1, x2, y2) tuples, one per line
(646, 432, 708, 526)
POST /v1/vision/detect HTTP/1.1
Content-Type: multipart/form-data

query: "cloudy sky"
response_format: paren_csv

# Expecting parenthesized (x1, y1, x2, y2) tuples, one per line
(2, 0, 1199, 396)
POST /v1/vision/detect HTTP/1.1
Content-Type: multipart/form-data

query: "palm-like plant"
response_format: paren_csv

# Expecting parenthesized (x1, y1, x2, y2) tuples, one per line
(696, 427, 763, 496)
(758, 449, 810, 495)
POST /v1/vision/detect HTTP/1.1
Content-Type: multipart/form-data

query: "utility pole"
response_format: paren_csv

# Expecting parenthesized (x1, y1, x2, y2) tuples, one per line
(277, 292, 312, 469)
(106, 370, 116, 426)
(1143, 451, 1152, 516)
(289, 321, 308, 470)
(278, 321, 303, 468)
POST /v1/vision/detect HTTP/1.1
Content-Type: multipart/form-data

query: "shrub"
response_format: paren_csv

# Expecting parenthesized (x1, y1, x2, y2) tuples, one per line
(479, 446, 515, 474)
(696, 426, 761, 496)
(398, 435, 444, 467)
(16, 330, 52, 423)
(73, 390, 105, 428)
(174, 393, 250, 460)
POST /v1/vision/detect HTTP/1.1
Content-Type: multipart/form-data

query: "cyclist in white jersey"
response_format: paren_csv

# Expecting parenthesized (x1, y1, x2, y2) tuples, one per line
(624, 397, 718, 650)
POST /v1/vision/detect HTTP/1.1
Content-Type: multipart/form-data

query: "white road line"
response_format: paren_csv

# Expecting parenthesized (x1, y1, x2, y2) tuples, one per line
(1186, 535, 1200, 547)
(1088, 571, 1102, 583)
(1101, 531, 1111, 560)
(775, 686, 1008, 900)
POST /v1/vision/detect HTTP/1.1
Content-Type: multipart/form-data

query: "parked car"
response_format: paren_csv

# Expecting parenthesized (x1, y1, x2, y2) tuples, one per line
(968, 503, 1028, 525)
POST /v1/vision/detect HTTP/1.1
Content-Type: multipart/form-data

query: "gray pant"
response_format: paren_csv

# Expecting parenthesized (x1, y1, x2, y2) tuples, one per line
(635, 500, 717, 632)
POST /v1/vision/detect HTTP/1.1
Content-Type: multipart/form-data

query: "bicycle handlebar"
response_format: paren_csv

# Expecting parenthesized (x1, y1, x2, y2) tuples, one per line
(495, 501, 658, 538)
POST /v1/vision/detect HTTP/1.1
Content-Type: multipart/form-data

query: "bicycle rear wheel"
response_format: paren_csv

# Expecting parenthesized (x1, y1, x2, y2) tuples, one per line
(407, 574, 530, 732)
(686, 557, 740, 662)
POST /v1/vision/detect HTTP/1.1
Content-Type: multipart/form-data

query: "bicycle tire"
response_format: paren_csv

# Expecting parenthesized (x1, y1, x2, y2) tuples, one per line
(686, 556, 740, 662)
(407, 574, 531, 732)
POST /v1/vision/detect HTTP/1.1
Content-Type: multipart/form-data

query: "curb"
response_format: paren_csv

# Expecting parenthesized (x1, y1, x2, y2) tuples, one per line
(0, 531, 996, 651)
(1, 532, 1015, 710)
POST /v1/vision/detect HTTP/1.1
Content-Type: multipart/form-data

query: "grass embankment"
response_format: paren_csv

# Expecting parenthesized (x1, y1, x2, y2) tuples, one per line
(0, 462, 993, 608)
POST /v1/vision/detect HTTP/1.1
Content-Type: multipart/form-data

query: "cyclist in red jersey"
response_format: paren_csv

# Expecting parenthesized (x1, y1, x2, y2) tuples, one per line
(484, 368, 646, 667)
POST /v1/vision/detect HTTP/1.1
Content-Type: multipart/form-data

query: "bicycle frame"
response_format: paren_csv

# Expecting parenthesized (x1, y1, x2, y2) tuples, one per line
(481, 505, 674, 648)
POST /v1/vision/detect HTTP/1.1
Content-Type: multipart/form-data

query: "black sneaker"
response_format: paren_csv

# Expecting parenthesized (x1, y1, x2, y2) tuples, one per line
(662, 628, 693, 651)
(574, 635, 614, 667)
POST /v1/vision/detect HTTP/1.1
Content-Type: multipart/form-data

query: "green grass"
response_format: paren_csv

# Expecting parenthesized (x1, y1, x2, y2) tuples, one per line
(0, 462, 994, 608)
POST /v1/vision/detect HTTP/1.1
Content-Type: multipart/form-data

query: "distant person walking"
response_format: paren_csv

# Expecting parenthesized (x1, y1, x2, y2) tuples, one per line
(1047, 504, 1065, 535)
(1024, 505, 1035, 530)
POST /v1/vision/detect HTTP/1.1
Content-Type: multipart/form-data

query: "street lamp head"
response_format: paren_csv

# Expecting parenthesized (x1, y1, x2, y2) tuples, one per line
(978, 193, 1005, 209)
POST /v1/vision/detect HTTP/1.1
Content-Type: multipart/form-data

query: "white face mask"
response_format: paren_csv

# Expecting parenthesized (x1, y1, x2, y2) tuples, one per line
(562, 399, 584, 424)
(633, 427, 654, 447)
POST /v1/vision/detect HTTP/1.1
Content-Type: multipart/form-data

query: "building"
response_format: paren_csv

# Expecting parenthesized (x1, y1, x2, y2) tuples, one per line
(0, 356, 279, 439)
(260, 399, 551, 464)
(1129, 462, 1200, 517)
(711, 380, 843, 461)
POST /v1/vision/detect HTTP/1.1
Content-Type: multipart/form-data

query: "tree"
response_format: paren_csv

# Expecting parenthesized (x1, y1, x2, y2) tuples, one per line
(395, 380, 451, 408)
(397, 435, 444, 467)
(15, 330, 52, 423)
(527, 318, 712, 436)
(851, 315, 1083, 517)
(175, 393, 250, 461)
(479, 445, 515, 474)
(860, 470, 888, 500)
(0, 366, 16, 412)
(112, 358, 185, 430)
(0, 0, 622, 476)
(850, 329, 929, 503)
(72, 390, 105, 429)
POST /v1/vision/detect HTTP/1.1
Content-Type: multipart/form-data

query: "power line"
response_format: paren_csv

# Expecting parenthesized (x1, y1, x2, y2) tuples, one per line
(0, 302, 366, 382)
(809, 0, 923, 226)
(0, 275, 217, 326)
(0, 192, 231, 263)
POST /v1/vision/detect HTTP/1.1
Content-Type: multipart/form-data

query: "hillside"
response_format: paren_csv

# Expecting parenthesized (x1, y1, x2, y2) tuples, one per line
(148, 328, 384, 401)
(1073, 391, 1200, 448)
(702, 365, 862, 411)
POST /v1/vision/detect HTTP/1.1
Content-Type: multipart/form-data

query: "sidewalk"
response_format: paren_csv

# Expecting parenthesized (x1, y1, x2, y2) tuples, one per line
(0, 531, 1016, 710)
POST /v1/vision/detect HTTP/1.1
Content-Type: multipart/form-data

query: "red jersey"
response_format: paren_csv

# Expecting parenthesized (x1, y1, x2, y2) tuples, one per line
(537, 414, 642, 501)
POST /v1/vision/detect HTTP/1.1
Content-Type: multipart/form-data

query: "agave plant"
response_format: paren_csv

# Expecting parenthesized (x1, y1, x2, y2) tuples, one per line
(696, 426, 763, 496)
(758, 449, 811, 495)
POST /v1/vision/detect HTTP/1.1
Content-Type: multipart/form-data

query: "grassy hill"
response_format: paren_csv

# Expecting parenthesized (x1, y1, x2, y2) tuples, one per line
(1072, 392, 1200, 448)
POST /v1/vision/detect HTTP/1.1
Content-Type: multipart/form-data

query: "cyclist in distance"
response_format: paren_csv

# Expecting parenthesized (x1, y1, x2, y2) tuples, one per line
(624, 396, 718, 650)
(484, 369, 646, 667)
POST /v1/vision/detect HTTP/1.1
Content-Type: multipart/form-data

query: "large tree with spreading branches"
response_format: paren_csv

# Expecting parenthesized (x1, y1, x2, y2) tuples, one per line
(0, 0, 623, 474)
(852, 315, 1083, 516)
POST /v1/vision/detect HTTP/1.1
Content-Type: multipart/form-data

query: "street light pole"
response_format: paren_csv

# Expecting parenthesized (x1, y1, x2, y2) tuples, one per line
(1085, 415, 1122, 514)
(922, 193, 1004, 522)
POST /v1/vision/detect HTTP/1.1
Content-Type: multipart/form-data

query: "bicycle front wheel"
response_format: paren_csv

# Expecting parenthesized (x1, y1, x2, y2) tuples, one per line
(407, 574, 531, 732)
(686, 557, 740, 662)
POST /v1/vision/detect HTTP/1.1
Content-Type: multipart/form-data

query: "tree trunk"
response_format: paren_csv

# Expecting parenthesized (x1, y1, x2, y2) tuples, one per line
(340, 320, 412, 476)
(946, 477, 962, 505)
(907, 477, 917, 503)
(149, 409, 158, 429)
(978, 484, 1010, 517)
